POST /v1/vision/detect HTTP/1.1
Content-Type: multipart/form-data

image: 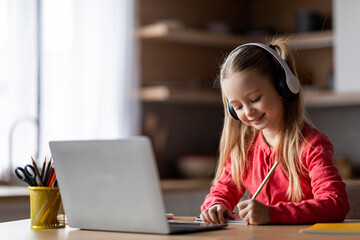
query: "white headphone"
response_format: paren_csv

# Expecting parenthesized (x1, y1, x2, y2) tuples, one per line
(222, 43, 300, 120)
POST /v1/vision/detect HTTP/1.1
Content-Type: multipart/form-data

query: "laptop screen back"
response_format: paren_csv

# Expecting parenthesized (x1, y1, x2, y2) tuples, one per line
(50, 137, 170, 234)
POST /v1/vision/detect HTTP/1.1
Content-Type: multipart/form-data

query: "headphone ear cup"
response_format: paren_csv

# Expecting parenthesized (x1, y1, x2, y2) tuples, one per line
(276, 71, 298, 101)
(226, 97, 240, 120)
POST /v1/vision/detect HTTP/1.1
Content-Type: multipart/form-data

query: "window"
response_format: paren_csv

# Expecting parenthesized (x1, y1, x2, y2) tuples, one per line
(0, 0, 139, 182)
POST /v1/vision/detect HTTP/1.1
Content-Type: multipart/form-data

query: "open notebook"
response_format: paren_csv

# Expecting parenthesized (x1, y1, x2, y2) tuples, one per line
(49, 137, 227, 234)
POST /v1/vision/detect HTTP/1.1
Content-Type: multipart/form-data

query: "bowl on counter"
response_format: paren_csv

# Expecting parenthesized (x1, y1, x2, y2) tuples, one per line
(177, 155, 217, 179)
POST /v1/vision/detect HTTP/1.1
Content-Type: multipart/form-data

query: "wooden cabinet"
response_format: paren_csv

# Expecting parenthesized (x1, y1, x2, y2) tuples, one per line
(137, 0, 355, 178)
(138, 0, 334, 93)
(0, 187, 29, 222)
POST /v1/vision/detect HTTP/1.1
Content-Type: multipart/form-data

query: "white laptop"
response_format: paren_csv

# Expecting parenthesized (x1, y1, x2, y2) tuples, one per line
(49, 137, 227, 234)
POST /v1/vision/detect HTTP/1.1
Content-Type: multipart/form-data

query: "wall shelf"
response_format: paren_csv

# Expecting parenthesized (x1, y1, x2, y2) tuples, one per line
(161, 179, 212, 191)
(141, 85, 360, 108)
(138, 22, 333, 50)
(304, 90, 360, 108)
(140, 86, 222, 105)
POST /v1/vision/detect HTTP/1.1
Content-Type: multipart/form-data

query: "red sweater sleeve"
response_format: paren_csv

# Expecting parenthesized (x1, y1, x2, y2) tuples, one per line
(269, 133, 350, 224)
(201, 159, 245, 213)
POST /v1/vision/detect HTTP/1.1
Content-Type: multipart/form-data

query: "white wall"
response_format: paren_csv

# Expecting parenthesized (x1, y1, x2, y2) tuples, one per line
(307, 105, 360, 169)
(334, 0, 360, 92)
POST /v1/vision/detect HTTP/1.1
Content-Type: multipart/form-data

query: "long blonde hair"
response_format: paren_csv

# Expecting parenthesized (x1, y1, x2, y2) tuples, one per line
(216, 38, 310, 202)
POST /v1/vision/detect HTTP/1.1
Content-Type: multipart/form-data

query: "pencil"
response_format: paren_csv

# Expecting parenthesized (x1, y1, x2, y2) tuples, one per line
(49, 171, 57, 187)
(252, 161, 279, 200)
(40, 157, 47, 180)
(31, 157, 44, 186)
(46, 167, 54, 187)
(43, 158, 52, 184)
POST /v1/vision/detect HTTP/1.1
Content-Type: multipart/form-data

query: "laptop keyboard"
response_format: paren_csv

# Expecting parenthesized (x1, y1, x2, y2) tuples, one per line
(169, 221, 227, 233)
(170, 222, 202, 229)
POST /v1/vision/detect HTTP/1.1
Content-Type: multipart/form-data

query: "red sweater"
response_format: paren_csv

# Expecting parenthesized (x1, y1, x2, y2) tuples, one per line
(201, 128, 349, 224)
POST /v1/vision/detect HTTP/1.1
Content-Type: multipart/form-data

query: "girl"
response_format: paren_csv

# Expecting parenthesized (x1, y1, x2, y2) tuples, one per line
(200, 38, 349, 225)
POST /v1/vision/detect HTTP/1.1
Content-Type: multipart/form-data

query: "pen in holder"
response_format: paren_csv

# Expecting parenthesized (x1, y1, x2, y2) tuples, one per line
(29, 187, 65, 229)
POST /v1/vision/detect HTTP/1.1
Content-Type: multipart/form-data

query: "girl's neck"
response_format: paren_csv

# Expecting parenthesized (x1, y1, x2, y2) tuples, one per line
(262, 129, 280, 147)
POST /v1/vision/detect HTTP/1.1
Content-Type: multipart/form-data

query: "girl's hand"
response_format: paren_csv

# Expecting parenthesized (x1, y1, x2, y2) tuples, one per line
(237, 199, 270, 225)
(200, 204, 235, 224)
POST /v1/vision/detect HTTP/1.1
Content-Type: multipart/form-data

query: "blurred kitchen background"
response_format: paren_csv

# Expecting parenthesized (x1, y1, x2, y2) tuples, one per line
(1, 0, 360, 221)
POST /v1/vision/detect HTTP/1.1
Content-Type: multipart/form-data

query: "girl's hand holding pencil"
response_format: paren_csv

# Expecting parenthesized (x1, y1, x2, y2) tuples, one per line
(200, 161, 278, 225)
(236, 161, 278, 224)
(237, 199, 270, 225)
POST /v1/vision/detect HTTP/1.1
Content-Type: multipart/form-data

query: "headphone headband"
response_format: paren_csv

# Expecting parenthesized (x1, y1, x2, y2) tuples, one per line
(221, 43, 300, 94)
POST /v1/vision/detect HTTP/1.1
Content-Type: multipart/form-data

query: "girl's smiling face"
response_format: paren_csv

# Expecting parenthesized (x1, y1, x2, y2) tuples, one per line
(222, 69, 284, 142)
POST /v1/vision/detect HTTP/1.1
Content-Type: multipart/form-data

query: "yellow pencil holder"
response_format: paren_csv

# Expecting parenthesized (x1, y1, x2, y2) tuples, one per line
(29, 187, 65, 229)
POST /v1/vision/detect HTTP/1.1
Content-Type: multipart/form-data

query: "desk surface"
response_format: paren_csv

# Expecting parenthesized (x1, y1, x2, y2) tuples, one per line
(1, 218, 358, 240)
(0, 179, 212, 196)
(0, 186, 29, 197)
